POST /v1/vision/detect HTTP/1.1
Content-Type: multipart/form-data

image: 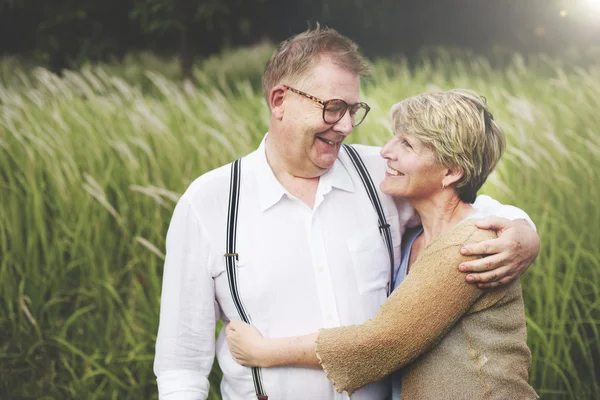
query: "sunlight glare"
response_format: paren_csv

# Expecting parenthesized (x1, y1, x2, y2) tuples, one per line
(582, 0, 600, 13)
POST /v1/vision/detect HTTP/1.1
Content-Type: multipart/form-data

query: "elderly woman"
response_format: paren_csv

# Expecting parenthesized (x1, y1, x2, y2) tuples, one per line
(226, 89, 539, 399)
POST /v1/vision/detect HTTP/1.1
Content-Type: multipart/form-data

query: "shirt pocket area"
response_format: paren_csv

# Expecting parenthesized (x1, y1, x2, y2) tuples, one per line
(347, 233, 391, 295)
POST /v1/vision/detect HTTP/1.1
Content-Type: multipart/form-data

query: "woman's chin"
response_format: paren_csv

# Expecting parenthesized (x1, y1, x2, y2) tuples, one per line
(381, 181, 407, 198)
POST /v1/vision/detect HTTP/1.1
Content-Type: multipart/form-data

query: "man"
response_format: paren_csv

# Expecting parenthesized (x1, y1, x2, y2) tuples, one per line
(154, 27, 540, 399)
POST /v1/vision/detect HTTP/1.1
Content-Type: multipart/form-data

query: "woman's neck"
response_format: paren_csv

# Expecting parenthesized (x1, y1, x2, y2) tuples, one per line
(410, 193, 475, 247)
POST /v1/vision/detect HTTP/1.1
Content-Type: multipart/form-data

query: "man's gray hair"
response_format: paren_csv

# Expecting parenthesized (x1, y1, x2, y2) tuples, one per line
(262, 25, 370, 108)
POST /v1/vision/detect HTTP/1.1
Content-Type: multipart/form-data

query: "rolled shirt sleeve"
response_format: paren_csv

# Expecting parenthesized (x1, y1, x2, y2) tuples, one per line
(472, 194, 536, 231)
(154, 194, 217, 399)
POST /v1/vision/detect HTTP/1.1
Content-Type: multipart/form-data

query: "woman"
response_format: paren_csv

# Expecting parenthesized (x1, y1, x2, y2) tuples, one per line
(226, 89, 538, 399)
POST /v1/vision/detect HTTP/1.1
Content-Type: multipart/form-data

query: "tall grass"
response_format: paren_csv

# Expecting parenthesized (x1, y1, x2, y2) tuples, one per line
(1, 45, 598, 399)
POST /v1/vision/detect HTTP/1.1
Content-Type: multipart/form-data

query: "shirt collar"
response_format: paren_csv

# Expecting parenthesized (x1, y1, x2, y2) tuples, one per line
(319, 152, 355, 194)
(254, 133, 355, 212)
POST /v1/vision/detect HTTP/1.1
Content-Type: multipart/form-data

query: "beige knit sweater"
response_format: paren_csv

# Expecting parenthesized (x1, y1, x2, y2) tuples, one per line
(316, 220, 538, 399)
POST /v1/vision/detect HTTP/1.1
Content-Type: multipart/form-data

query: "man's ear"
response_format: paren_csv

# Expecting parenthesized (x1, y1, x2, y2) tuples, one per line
(442, 165, 464, 188)
(269, 85, 286, 120)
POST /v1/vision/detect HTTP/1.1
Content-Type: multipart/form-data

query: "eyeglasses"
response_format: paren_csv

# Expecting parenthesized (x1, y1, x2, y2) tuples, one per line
(284, 85, 370, 127)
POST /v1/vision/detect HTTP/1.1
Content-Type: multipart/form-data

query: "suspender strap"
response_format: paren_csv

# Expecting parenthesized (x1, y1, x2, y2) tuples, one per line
(224, 159, 268, 400)
(343, 144, 395, 295)
(223, 147, 390, 397)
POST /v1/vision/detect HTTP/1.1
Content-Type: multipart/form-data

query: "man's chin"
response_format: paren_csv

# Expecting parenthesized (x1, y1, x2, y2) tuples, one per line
(314, 154, 338, 171)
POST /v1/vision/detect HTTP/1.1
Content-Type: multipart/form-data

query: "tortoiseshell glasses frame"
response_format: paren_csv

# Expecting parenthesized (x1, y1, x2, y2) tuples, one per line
(284, 85, 371, 127)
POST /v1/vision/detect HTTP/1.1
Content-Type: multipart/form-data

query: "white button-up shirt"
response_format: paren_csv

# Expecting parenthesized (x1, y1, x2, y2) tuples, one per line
(154, 135, 533, 400)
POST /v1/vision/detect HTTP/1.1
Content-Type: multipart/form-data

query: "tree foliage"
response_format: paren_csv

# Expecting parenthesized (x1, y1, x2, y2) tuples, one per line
(0, 0, 597, 76)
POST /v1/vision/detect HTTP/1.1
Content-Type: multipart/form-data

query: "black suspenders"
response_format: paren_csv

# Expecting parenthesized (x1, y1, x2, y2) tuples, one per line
(224, 145, 394, 399)
(224, 159, 268, 400)
(342, 144, 395, 295)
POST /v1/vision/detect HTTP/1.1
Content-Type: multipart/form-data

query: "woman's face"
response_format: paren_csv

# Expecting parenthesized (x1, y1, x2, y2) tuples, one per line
(380, 131, 447, 200)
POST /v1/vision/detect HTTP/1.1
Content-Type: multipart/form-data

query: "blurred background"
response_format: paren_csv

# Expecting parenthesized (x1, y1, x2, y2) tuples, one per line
(1, 0, 600, 77)
(1, 0, 599, 399)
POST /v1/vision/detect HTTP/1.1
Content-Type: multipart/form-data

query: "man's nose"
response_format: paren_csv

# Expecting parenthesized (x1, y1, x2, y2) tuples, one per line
(333, 111, 354, 136)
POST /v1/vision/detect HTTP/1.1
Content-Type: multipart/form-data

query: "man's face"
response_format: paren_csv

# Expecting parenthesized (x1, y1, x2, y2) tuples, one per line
(280, 58, 361, 178)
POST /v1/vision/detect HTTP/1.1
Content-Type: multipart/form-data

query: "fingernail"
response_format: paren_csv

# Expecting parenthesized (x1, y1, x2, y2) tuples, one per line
(460, 248, 467, 254)
(466, 275, 474, 282)
(459, 265, 467, 272)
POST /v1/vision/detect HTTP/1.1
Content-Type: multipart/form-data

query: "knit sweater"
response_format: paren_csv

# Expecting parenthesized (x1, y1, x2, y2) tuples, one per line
(315, 220, 538, 399)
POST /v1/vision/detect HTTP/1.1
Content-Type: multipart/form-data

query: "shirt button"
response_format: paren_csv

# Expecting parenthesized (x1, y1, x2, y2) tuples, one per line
(327, 313, 333, 321)
(317, 265, 324, 272)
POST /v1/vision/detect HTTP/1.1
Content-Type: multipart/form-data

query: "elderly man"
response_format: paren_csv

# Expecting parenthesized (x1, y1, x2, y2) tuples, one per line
(154, 27, 539, 400)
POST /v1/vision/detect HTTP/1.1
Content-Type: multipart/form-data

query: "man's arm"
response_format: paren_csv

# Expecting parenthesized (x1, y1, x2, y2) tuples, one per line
(154, 195, 216, 400)
(468, 195, 540, 289)
(460, 217, 540, 289)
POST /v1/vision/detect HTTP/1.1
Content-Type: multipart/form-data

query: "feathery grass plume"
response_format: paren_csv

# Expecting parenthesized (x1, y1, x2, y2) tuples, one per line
(1, 45, 598, 399)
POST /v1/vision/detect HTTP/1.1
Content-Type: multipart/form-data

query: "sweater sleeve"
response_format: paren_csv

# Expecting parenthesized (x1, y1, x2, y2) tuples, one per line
(315, 223, 502, 395)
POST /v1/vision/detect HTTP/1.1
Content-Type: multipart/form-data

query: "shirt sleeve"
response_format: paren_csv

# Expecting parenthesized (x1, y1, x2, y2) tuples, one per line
(315, 225, 501, 395)
(472, 194, 536, 231)
(154, 194, 216, 400)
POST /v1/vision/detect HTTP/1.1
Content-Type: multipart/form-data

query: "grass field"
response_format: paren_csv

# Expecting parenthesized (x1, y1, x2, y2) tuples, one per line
(1, 44, 599, 399)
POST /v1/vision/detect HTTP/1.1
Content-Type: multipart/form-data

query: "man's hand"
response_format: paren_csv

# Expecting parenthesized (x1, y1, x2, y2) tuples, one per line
(226, 320, 269, 368)
(459, 217, 540, 289)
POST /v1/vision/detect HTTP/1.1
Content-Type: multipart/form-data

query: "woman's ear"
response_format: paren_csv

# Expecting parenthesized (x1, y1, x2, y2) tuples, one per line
(269, 85, 286, 120)
(442, 165, 464, 188)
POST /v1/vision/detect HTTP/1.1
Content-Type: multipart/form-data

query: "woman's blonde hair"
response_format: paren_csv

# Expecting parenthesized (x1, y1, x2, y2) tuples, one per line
(390, 89, 505, 203)
(262, 25, 370, 107)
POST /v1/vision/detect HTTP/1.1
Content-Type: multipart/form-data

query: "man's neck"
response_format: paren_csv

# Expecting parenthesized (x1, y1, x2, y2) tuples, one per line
(265, 137, 321, 209)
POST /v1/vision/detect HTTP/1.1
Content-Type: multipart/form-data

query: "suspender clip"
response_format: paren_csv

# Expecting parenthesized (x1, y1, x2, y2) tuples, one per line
(224, 252, 239, 260)
(379, 223, 391, 233)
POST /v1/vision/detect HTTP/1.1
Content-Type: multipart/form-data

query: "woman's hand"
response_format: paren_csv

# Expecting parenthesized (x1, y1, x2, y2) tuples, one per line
(226, 320, 270, 368)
